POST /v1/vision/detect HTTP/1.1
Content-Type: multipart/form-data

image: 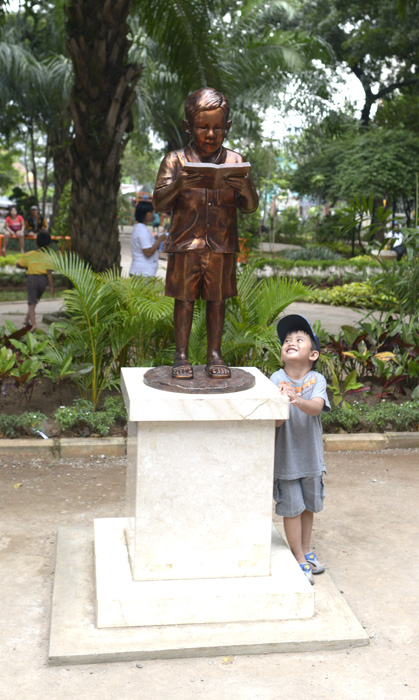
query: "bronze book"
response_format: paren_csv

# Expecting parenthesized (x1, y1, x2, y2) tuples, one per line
(183, 162, 251, 190)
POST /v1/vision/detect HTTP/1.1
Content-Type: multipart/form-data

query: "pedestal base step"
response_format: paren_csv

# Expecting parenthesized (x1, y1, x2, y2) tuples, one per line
(94, 518, 314, 628)
(49, 525, 368, 665)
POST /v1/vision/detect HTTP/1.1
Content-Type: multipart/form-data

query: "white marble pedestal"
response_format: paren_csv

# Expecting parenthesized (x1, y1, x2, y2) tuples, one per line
(49, 366, 369, 662)
(122, 367, 288, 583)
(93, 367, 314, 629)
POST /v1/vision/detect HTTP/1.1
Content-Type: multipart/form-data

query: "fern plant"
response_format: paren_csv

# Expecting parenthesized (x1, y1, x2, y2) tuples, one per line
(41, 252, 309, 405)
(187, 266, 309, 375)
(40, 250, 137, 408)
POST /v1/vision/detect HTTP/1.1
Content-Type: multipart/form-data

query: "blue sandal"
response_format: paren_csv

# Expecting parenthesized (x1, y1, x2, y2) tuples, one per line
(305, 551, 325, 574)
(300, 562, 314, 585)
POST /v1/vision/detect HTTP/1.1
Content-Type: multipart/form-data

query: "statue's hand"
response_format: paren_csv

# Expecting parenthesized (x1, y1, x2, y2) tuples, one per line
(176, 169, 203, 191)
(224, 173, 251, 194)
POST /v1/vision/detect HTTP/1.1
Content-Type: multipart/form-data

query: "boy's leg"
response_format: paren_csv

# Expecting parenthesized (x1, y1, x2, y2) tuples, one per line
(27, 304, 36, 328)
(173, 298, 194, 378)
(283, 514, 306, 565)
(206, 300, 230, 377)
(301, 509, 314, 554)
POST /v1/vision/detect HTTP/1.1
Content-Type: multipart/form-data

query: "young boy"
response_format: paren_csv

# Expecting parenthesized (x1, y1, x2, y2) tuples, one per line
(271, 314, 330, 585)
(153, 87, 259, 379)
(16, 230, 54, 330)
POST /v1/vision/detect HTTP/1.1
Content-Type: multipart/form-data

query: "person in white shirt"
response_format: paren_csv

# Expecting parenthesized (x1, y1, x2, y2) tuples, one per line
(129, 200, 167, 277)
(384, 222, 405, 261)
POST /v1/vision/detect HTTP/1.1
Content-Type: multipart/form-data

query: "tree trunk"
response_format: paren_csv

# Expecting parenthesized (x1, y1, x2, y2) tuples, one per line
(50, 142, 72, 232)
(41, 137, 50, 219)
(65, 0, 142, 271)
(29, 120, 38, 203)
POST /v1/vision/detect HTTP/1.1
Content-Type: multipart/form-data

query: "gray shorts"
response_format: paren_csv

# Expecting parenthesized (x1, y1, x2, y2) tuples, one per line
(27, 274, 48, 305)
(273, 475, 325, 517)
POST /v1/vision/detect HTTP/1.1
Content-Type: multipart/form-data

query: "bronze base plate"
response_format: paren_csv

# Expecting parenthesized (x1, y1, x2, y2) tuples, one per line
(143, 366, 256, 394)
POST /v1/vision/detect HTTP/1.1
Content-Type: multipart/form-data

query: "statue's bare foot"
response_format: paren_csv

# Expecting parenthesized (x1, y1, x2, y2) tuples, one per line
(172, 358, 193, 379)
(205, 354, 231, 379)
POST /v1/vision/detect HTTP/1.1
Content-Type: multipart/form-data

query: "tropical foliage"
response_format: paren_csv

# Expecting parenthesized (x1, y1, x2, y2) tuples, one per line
(3, 250, 308, 407)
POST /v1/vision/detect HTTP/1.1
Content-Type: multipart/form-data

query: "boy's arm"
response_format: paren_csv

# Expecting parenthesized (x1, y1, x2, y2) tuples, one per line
(16, 252, 28, 269)
(279, 384, 324, 416)
(153, 154, 203, 212)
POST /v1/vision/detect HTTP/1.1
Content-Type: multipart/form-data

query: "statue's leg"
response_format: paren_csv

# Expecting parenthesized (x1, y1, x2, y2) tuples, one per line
(206, 300, 231, 378)
(172, 298, 194, 379)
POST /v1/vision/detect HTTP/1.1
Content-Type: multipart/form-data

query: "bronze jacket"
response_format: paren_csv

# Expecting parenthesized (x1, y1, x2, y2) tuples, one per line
(153, 143, 257, 254)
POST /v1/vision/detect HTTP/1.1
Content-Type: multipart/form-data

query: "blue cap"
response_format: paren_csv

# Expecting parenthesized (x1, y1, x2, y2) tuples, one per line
(276, 314, 321, 354)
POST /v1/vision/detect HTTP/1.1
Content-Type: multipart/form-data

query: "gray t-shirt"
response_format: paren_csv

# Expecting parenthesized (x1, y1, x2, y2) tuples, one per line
(270, 368, 331, 480)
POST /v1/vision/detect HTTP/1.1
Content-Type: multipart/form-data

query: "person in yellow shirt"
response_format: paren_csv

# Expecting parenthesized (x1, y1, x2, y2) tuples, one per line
(16, 231, 54, 330)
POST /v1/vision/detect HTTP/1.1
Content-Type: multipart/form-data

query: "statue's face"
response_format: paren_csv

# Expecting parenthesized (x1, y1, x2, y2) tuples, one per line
(189, 108, 230, 157)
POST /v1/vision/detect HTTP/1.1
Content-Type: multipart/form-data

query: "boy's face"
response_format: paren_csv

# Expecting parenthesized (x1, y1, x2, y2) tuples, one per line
(185, 108, 232, 158)
(280, 330, 319, 367)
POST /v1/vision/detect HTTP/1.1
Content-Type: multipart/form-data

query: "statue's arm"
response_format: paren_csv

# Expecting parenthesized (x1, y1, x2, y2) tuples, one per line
(236, 173, 259, 214)
(153, 153, 202, 212)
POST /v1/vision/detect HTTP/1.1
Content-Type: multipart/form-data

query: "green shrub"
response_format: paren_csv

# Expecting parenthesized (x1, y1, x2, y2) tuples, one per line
(322, 400, 419, 432)
(310, 281, 396, 308)
(54, 396, 127, 436)
(283, 246, 342, 262)
(0, 254, 18, 268)
(0, 411, 47, 437)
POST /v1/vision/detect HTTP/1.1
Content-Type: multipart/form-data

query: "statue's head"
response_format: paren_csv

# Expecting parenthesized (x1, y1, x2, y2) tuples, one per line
(183, 88, 232, 156)
(184, 87, 230, 126)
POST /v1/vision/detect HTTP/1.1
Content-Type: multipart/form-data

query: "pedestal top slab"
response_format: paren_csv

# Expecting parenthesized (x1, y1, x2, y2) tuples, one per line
(121, 367, 288, 422)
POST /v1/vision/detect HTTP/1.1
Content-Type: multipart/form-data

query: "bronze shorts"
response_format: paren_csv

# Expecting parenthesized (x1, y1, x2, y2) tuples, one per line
(165, 250, 237, 301)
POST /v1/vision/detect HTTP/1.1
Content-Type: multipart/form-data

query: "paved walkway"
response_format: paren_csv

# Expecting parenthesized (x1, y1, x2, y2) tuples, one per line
(0, 234, 373, 334)
(0, 447, 418, 699)
(0, 292, 370, 336)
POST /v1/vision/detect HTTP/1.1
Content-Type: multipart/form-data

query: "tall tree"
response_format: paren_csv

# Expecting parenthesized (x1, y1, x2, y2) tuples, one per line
(282, 0, 419, 125)
(65, 0, 304, 270)
(65, 0, 142, 271)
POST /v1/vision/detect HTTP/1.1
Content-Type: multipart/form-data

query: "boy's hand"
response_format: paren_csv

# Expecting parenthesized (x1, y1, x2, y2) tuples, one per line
(278, 382, 324, 416)
(278, 382, 299, 405)
(176, 169, 204, 192)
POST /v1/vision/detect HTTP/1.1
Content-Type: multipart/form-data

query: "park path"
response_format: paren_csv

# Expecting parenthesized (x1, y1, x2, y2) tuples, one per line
(0, 290, 370, 336)
(0, 447, 418, 699)
(1, 233, 372, 334)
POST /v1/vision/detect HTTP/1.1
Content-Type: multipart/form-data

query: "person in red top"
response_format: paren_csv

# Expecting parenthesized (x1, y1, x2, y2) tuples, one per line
(2, 205, 25, 256)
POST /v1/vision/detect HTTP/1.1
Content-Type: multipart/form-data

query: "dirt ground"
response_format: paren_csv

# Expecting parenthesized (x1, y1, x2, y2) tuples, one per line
(0, 448, 418, 700)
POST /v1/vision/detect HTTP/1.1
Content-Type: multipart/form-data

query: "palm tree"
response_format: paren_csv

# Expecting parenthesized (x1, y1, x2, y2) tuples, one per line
(0, 17, 72, 223)
(64, 0, 302, 271)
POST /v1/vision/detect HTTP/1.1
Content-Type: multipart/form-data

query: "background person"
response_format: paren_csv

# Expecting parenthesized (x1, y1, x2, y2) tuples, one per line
(16, 230, 54, 330)
(384, 222, 405, 260)
(2, 205, 25, 256)
(129, 200, 166, 278)
(152, 211, 161, 233)
(26, 205, 47, 235)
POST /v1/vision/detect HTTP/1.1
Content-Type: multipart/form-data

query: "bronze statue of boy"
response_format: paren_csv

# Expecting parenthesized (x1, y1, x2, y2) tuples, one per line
(153, 87, 259, 379)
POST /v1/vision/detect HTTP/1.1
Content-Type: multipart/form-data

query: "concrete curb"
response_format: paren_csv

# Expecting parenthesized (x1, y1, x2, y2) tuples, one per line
(1, 433, 419, 458)
(323, 432, 419, 452)
(0, 437, 126, 458)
